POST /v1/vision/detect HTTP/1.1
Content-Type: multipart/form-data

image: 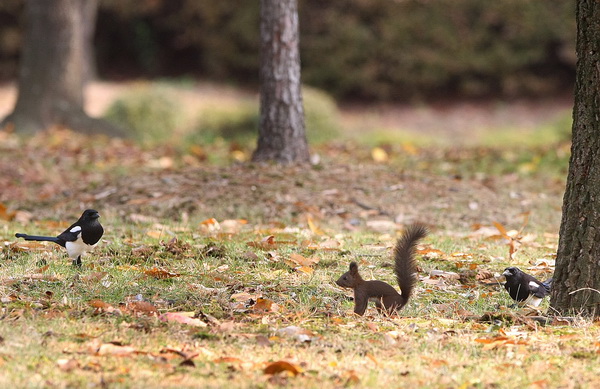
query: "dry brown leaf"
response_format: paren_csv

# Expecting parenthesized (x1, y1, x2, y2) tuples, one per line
(159, 312, 207, 327)
(288, 253, 320, 267)
(295, 266, 314, 275)
(25, 274, 60, 282)
(82, 272, 108, 282)
(127, 301, 158, 316)
(307, 239, 341, 250)
(0, 203, 16, 221)
(231, 292, 262, 302)
(253, 298, 276, 312)
(247, 235, 278, 250)
(476, 270, 494, 281)
(475, 336, 528, 350)
(199, 218, 220, 233)
(8, 241, 49, 252)
(418, 248, 445, 258)
(306, 214, 324, 235)
(493, 221, 510, 238)
(143, 267, 181, 279)
(263, 360, 302, 376)
(89, 299, 112, 309)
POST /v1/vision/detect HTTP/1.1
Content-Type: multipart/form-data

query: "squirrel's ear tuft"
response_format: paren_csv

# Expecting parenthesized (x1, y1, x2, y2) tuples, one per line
(349, 262, 358, 273)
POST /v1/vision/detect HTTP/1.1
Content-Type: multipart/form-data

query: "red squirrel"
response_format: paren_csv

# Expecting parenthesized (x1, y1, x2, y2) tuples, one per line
(336, 224, 427, 315)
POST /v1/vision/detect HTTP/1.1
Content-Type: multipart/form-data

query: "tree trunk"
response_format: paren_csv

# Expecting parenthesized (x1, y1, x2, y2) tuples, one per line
(551, 0, 600, 317)
(252, 0, 310, 164)
(1, 0, 123, 136)
(81, 0, 98, 83)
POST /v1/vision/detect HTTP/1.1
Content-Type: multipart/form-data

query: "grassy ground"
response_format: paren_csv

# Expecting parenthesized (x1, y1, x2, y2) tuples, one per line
(1, 84, 598, 388)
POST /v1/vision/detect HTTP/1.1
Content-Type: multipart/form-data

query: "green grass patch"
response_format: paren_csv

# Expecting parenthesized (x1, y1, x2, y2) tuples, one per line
(1, 215, 596, 388)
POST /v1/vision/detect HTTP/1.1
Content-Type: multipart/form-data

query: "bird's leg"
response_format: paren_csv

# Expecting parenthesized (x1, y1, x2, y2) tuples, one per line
(72, 256, 82, 268)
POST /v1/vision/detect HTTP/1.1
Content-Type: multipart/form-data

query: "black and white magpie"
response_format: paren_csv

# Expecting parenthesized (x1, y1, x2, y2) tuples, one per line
(15, 209, 104, 267)
(502, 266, 553, 307)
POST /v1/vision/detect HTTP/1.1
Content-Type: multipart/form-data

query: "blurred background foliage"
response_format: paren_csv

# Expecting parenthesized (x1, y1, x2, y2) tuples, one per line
(0, 0, 575, 102)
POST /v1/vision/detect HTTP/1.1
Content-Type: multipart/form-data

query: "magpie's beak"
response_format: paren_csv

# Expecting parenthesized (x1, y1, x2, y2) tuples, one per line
(502, 270, 511, 277)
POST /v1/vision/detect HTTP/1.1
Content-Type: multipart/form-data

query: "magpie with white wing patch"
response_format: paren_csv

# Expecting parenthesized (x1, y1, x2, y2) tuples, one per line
(502, 266, 552, 307)
(15, 209, 104, 267)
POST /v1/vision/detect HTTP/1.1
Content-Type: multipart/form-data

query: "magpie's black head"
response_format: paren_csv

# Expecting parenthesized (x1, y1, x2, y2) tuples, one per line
(81, 209, 100, 220)
(502, 266, 521, 279)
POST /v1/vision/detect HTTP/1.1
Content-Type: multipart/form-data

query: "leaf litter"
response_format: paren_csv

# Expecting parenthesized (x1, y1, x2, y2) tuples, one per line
(1, 129, 597, 388)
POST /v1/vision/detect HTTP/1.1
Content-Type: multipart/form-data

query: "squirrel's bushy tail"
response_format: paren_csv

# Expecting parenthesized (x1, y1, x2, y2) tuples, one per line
(394, 224, 428, 304)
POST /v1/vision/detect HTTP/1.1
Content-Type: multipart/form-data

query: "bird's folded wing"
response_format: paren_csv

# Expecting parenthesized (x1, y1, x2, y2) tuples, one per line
(57, 225, 82, 242)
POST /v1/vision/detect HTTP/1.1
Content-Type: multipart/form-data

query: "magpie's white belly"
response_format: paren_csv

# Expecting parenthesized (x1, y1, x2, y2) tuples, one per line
(65, 237, 92, 259)
(524, 296, 542, 307)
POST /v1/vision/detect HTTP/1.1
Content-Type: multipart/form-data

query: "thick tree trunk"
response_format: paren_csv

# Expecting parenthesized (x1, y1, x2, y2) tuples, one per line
(1, 0, 123, 136)
(252, 0, 310, 164)
(82, 0, 98, 83)
(551, 0, 600, 317)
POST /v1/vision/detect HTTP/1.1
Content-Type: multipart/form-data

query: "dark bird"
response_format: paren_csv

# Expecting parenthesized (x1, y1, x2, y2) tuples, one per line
(502, 266, 552, 307)
(15, 209, 104, 267)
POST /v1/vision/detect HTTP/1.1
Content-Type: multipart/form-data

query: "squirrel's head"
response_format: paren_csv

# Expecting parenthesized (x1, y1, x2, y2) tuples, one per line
(335, 262, 361, 288)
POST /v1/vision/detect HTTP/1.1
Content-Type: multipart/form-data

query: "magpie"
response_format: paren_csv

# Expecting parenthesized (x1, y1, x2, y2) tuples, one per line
(15, 209, 104, 267)
(502, 266, 553, 307)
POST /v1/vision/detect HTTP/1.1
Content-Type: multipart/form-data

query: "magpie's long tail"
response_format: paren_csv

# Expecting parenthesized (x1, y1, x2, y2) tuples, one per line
(542, 278, 553, 291)
(15, 233, 64, 246)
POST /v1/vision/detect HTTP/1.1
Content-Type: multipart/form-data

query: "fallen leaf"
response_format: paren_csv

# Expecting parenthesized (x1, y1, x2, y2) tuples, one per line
(82, 272, 108, 282)
(476, 270, 494, 281)
(159, 312, 207, 327)
(247, 235, 278, 250)
(143, 267, 181, 279)
(475, 336, 528, 350)
(295, 266, 314, 275)
(0, 203, 16, 221)
(418, 248, 446, 258)
(127, 301, 158, 316)
(288, 253, 319, 267)
(263, 360, 302, 376)
(307, 239, 341, 250)
(231, 292, 262, 302)
(253, 298, 276, 312)
(8, 241, 49, 252)
(89, 299, 112, 309)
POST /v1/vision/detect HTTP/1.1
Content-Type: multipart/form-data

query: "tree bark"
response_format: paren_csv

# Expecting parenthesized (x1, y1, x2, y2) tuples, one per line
(1, 0, 123, 136)
(551, 0, 600, 317)
(252, 0, 310, 164)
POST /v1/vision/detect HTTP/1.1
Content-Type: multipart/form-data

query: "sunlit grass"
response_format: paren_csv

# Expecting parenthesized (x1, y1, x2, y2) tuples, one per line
(1, 212, 596, 388)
